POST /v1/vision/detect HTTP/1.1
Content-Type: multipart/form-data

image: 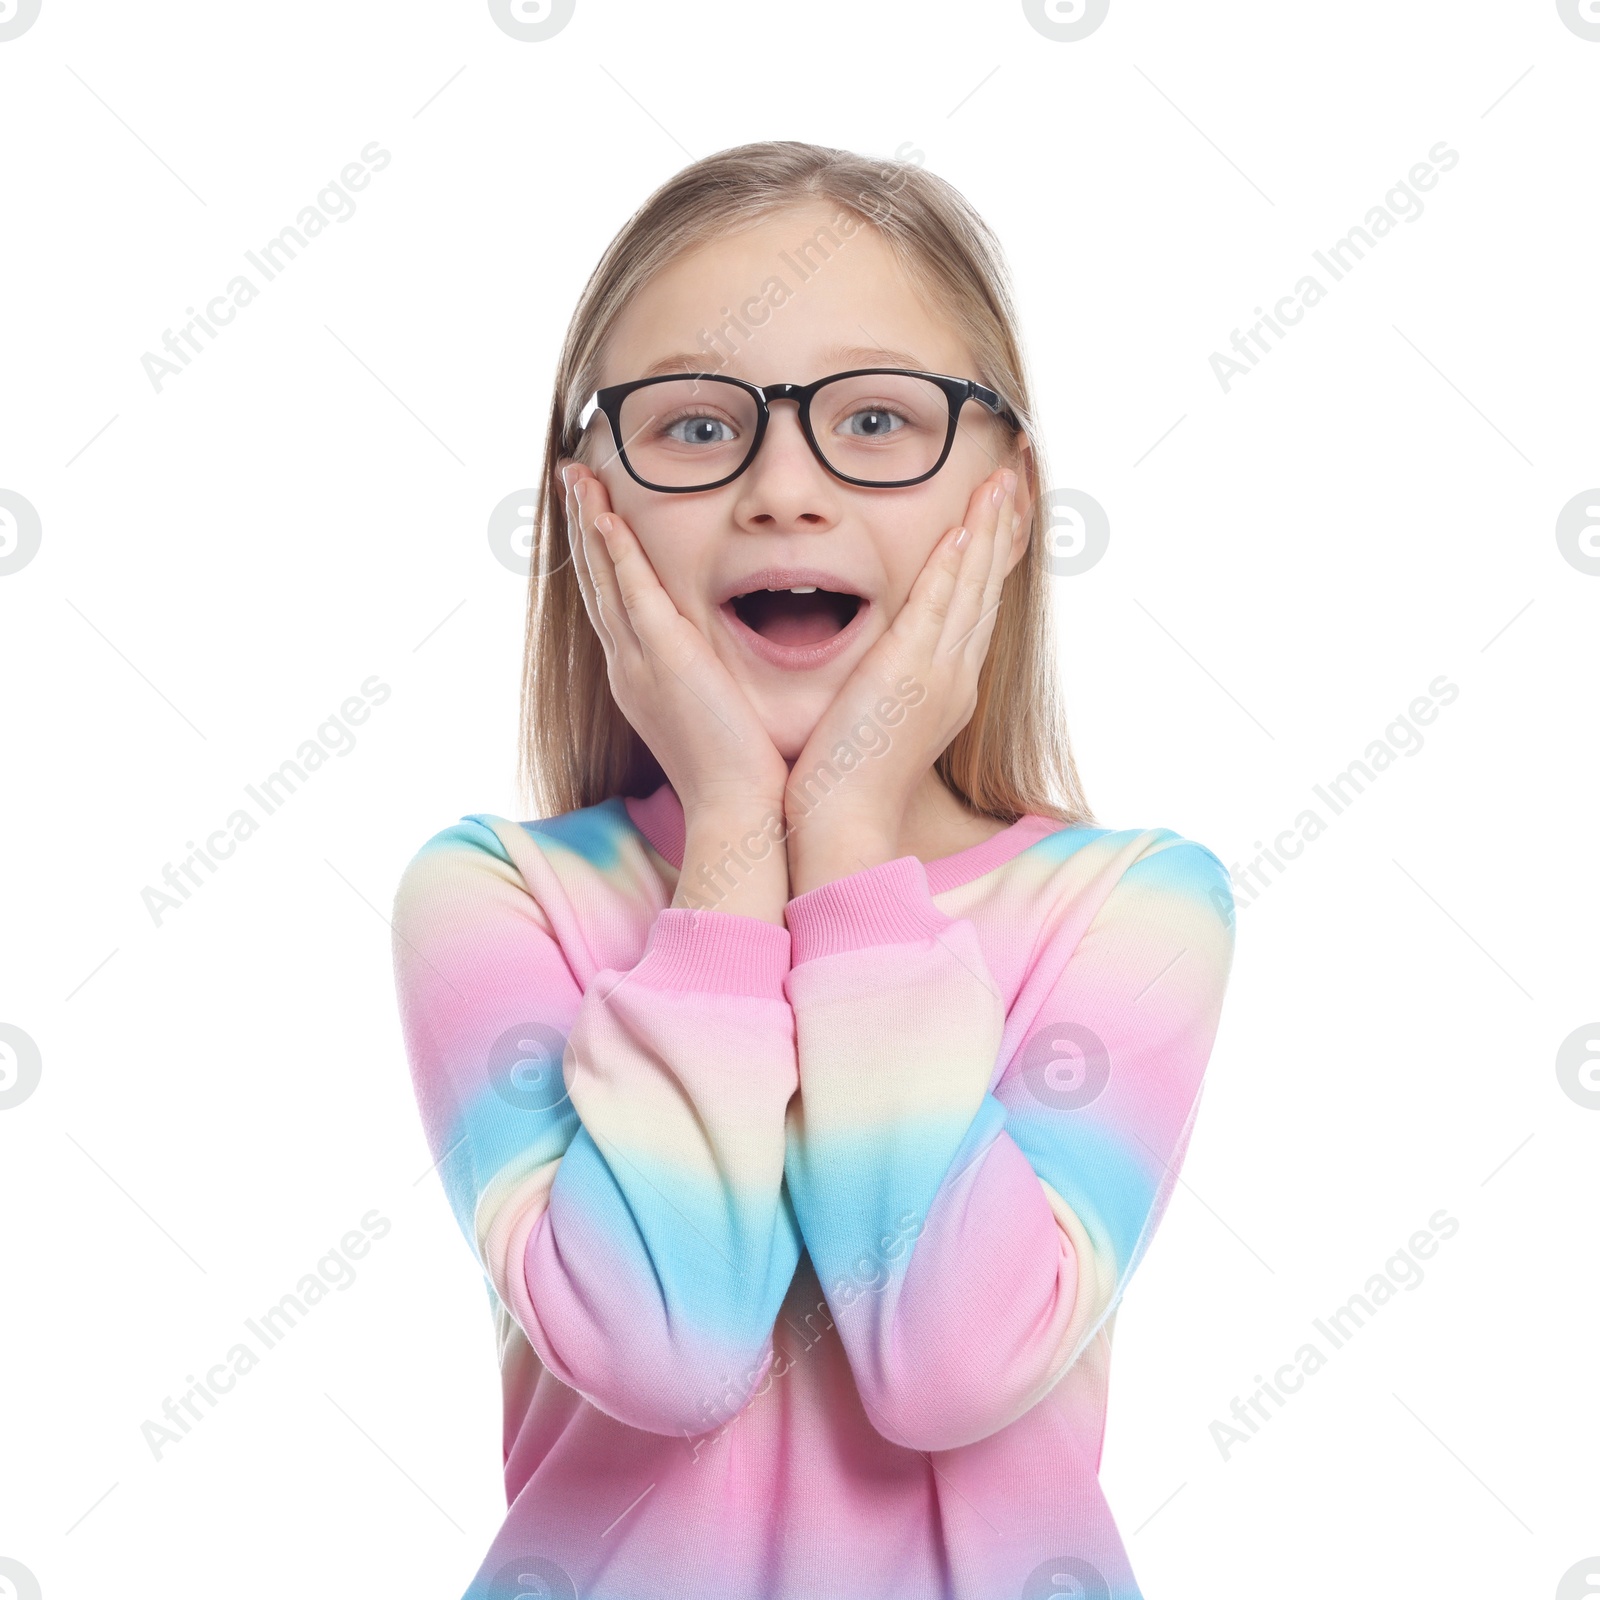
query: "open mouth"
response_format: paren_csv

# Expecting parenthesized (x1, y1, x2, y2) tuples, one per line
(727, 585, 863, 648)
(716, 571, 872, 670)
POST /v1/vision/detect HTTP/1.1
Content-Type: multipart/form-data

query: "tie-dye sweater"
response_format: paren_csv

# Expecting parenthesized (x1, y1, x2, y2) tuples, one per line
(390, 780, 1236, 1600)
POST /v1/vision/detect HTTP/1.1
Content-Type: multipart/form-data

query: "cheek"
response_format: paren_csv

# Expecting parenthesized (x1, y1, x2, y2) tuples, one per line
(604, 482, 716, 615)
(875, 484, 970, 596)
(595, 456, 640, 518)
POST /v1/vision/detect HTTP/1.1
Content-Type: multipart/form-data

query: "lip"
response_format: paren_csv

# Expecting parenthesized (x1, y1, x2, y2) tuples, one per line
(715, 565, 872, 672)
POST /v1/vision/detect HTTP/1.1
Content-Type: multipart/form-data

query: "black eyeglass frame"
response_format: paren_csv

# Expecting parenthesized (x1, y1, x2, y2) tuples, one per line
(577, 367, 1020, 493)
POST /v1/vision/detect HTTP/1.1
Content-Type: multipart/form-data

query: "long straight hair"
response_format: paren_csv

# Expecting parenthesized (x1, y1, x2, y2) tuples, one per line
(518, 140, 1094, 828)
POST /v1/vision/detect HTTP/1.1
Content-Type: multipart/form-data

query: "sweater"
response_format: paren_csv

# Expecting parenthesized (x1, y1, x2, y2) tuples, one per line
(389, 779, 1236, 1600)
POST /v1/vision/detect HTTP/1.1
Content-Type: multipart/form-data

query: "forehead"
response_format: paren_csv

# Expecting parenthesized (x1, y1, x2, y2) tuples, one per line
(598, 202, 978, 387)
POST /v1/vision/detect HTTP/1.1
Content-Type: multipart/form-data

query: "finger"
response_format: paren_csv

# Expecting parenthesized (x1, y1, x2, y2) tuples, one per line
(575, 474, 655, 673)
(592, 495, 686, 654)
(962, 469, 1018, 659)
(934, 469, 1008, 656)
(579, 475, 649, 661)
(565, 470, 618, 654)
(587, 504, 761, 749)
(890, 516, 972, 662)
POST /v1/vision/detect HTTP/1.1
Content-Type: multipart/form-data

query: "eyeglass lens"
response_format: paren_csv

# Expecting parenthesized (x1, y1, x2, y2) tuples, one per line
(615, 373, 952, 489)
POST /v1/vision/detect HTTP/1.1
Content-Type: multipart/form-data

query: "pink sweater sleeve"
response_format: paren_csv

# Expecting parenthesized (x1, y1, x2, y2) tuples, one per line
(781, 832, 1236, 1452)
(392, 817, 801, 1439)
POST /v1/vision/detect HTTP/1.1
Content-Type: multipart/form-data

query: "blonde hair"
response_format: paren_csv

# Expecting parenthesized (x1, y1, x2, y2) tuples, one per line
(518, 139, 1094, 828)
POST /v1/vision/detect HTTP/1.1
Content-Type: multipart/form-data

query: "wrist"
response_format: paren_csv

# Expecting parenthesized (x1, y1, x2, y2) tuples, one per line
(784, 853, 954, 960)
(786, 818, 901, 898)
(676, 808, 790, 923)
(683, 794, 785, 839)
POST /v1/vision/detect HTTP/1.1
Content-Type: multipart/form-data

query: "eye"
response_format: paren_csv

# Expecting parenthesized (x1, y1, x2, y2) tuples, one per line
(662, 413, 739, 446)
(836, 406, 909, 439)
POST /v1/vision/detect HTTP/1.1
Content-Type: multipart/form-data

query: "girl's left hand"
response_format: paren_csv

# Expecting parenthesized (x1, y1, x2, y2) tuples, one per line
(783, 465, 1021, 894)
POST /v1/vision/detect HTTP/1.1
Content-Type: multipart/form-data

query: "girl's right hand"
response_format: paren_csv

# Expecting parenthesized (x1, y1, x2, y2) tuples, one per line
(560, 461, 791, 828)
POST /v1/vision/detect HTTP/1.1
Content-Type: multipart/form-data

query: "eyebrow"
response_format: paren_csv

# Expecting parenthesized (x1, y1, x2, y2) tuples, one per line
(637, 343, 930, 380)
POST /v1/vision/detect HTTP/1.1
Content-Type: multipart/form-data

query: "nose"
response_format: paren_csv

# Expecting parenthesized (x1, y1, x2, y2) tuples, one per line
(732, 400, 838, 530)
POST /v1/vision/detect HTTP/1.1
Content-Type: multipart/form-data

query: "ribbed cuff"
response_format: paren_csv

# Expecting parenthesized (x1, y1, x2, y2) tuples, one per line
(630, 907, 792, 999)
(785, 855, 958, 965)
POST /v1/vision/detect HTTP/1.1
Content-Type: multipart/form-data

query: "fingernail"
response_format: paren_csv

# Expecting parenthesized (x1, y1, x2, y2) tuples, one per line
(594, 513, 614, 535)
(573, 478, 588, 504)
(1002, 468, 1018, 497)
(989, 481, 1006, 508)
(953, 525, 970, 550)
(559, 464, 576, 490)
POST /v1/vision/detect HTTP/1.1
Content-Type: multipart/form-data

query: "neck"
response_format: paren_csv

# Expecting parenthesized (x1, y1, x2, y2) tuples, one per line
(893, 769, 1008, 864)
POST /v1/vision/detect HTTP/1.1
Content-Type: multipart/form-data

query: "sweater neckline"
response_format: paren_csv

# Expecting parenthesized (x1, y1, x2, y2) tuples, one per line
(622, 781, 1064, 895)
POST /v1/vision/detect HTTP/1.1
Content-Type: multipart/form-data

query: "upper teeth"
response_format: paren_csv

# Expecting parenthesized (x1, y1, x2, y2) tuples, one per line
(768, 585, 817, 593)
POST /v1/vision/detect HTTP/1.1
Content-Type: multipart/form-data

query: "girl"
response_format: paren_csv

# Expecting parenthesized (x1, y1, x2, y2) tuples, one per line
(391, 140, 1236, 1600)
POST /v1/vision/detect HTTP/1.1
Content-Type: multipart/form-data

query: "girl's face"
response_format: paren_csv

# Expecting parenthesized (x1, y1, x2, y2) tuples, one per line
(584, 201, 1033, 765)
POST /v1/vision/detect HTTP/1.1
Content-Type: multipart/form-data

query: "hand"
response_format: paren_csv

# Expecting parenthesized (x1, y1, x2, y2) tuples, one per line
(560, 460, 791, 831)
(783, 465, 1022, 895)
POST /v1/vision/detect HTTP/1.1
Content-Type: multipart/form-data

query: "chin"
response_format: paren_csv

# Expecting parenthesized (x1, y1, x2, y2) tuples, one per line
(750, 698, 826, 767)
(770, 722, 816, 767)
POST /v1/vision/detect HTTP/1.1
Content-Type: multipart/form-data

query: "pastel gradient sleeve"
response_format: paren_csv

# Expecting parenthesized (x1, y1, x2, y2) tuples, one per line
(781, 831, 1235, 1453)
(391, 816, 802, 1439)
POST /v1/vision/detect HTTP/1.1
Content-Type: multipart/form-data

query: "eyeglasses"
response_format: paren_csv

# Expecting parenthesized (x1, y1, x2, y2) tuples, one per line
(576, 367, 1019, 493)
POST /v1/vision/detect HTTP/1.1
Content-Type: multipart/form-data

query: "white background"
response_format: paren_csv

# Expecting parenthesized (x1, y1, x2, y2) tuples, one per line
(2, 2, 1596, 1597)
